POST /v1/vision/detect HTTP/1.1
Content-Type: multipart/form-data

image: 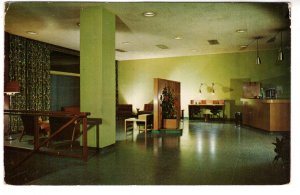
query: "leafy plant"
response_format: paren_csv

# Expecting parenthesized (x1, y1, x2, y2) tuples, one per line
(160, 86, 177, 119)
(272, 135, 290, 169)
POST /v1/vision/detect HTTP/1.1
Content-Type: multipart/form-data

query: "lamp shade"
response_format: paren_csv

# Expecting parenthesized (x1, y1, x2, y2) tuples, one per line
(256, 56, 261, 64)
(4, 81, 20, 95)
(278, 49, 283, 61)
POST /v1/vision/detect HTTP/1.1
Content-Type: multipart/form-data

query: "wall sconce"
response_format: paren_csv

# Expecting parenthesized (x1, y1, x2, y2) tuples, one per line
(212, 82, 215, 95)
(199, 83, 204, 94)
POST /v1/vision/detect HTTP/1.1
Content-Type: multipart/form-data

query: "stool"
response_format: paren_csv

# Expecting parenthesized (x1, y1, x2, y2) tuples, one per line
(203, 114, 211, 122)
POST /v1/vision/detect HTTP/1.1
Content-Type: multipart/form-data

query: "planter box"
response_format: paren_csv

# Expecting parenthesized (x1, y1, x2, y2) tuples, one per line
(163, 119, 178, 129)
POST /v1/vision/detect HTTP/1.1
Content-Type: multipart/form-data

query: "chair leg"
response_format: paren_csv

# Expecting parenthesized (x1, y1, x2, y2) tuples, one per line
(70, 120, 79, 148)
(19, 130, 25, 142)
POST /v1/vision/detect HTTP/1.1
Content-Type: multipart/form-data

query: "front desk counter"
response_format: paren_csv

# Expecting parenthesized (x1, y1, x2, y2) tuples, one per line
(240, 98, 290, 132)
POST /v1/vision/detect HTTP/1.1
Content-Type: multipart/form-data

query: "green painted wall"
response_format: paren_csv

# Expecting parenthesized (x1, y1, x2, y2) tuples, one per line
(80, 7, 115, 147)
(118, 49, 290, 119)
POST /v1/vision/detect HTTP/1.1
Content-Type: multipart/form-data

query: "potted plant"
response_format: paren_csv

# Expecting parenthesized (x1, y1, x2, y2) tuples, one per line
(160, 86, 178, 129)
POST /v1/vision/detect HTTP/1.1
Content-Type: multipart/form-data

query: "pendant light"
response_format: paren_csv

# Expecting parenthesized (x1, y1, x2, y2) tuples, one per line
(278, 31, 283, 61)
(256, 37, 261, 64)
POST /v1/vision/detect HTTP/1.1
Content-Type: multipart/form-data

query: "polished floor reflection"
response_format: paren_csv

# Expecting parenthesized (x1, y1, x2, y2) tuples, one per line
(4, 119, 289, 185)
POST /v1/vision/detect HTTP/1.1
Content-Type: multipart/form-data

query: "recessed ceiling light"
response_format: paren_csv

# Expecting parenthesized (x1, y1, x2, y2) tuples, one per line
(236, 29, 247, 33)
(122, 41, 130, 45)
(115, 49, 127, 53)
(208, 40, 219, 45)
(156, 44, 169, 49)
(26, 31, 37, 35)
(174, 36, 183, 40)
(240, 45, 248, 49)
(143, 11, 156, 17)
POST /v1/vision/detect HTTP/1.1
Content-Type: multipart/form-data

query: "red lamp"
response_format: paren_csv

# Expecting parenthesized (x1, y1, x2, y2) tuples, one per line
(5, 81, 20, 96)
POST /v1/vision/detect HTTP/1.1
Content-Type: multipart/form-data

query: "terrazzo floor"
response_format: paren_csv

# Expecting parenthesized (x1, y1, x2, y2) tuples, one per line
(3, 119, 289, 185)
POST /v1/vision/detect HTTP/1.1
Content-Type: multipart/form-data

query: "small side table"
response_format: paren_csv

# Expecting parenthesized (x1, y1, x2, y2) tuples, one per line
(124, 118, 138, 134)
(124, 114, 152, 134)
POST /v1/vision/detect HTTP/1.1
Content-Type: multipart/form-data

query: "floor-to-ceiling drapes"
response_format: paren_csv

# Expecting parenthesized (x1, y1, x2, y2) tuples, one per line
(8, 34, 50, 132)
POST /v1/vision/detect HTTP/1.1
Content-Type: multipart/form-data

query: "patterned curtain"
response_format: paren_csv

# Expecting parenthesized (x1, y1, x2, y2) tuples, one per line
(8, 34, 51, 132)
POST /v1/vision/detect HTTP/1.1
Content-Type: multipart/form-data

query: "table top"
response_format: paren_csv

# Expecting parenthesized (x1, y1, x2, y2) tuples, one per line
(125, 118, 145, 122)
(240, 98, 290, 104)
(189, 104, 225, 106)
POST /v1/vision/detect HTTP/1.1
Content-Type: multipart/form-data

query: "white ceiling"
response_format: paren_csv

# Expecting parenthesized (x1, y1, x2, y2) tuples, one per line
(4, 1, 291, 61)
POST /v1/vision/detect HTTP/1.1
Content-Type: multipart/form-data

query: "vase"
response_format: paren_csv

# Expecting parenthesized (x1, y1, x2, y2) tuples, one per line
(163, 119, 178, 129)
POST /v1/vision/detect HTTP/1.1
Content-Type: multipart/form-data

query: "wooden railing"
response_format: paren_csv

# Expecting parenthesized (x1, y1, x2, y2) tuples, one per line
(4, 110, 101, 168)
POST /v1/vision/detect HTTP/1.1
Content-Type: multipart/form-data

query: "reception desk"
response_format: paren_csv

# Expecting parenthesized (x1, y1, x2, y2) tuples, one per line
(241, 98, 290, 132)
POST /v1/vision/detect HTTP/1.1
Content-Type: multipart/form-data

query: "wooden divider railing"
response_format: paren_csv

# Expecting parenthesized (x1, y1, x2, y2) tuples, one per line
(4, 110, 101, 168)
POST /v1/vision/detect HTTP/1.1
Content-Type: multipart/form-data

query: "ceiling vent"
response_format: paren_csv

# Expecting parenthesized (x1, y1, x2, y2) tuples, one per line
(156, 44, 169, 49)
(208, 40, 220, 45)
(115, 49, 127, 52)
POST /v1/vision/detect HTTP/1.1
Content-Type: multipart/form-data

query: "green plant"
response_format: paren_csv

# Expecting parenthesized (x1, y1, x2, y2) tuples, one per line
(272, 135, 290, 169)
(160, 86, 176, 119)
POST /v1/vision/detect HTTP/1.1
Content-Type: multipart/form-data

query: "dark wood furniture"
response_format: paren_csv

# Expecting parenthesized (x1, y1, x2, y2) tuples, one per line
(4, 110, 100, 168)
(19, 106, 81, 143)
(19, 115, 50, 142)
(49, 116, 80, 144)
(138, 104, 153, 115)
(62, 106, 80, 113)
(116, 104, 134, 119)
(188, 100, 225, 121)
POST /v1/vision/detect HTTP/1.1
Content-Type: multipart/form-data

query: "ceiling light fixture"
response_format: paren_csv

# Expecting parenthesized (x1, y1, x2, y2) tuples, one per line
(174, 36, 183, 40)
(236, 29, 247, 33)
(122, 41, 130, 45)
(143, 11, 156, 17)
(208, 40, 219, 45)
(115, 49, 127, 53)
(156, 44, 169, 49)
(255, 36, 263, 64)
(278, 31, 283, 61)
(26, 31, 37, 35)
(239, 45, 248, 49)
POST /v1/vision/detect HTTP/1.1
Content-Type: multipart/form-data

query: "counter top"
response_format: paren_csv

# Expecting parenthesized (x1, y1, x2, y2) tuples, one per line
(240, 98, 290, 104)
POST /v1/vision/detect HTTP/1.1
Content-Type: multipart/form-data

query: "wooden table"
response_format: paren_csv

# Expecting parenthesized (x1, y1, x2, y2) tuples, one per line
(188, 104, 225, 121)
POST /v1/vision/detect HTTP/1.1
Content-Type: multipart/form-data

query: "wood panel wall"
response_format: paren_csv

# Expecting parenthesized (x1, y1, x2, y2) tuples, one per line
(153, 78, 181, 130)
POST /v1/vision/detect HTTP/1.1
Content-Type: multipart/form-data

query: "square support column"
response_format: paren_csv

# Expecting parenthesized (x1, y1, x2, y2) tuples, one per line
(80, 7, 116, 147)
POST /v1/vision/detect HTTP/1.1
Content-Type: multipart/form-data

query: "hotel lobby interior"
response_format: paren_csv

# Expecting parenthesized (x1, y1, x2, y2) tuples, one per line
(2, 1, 298, 189)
